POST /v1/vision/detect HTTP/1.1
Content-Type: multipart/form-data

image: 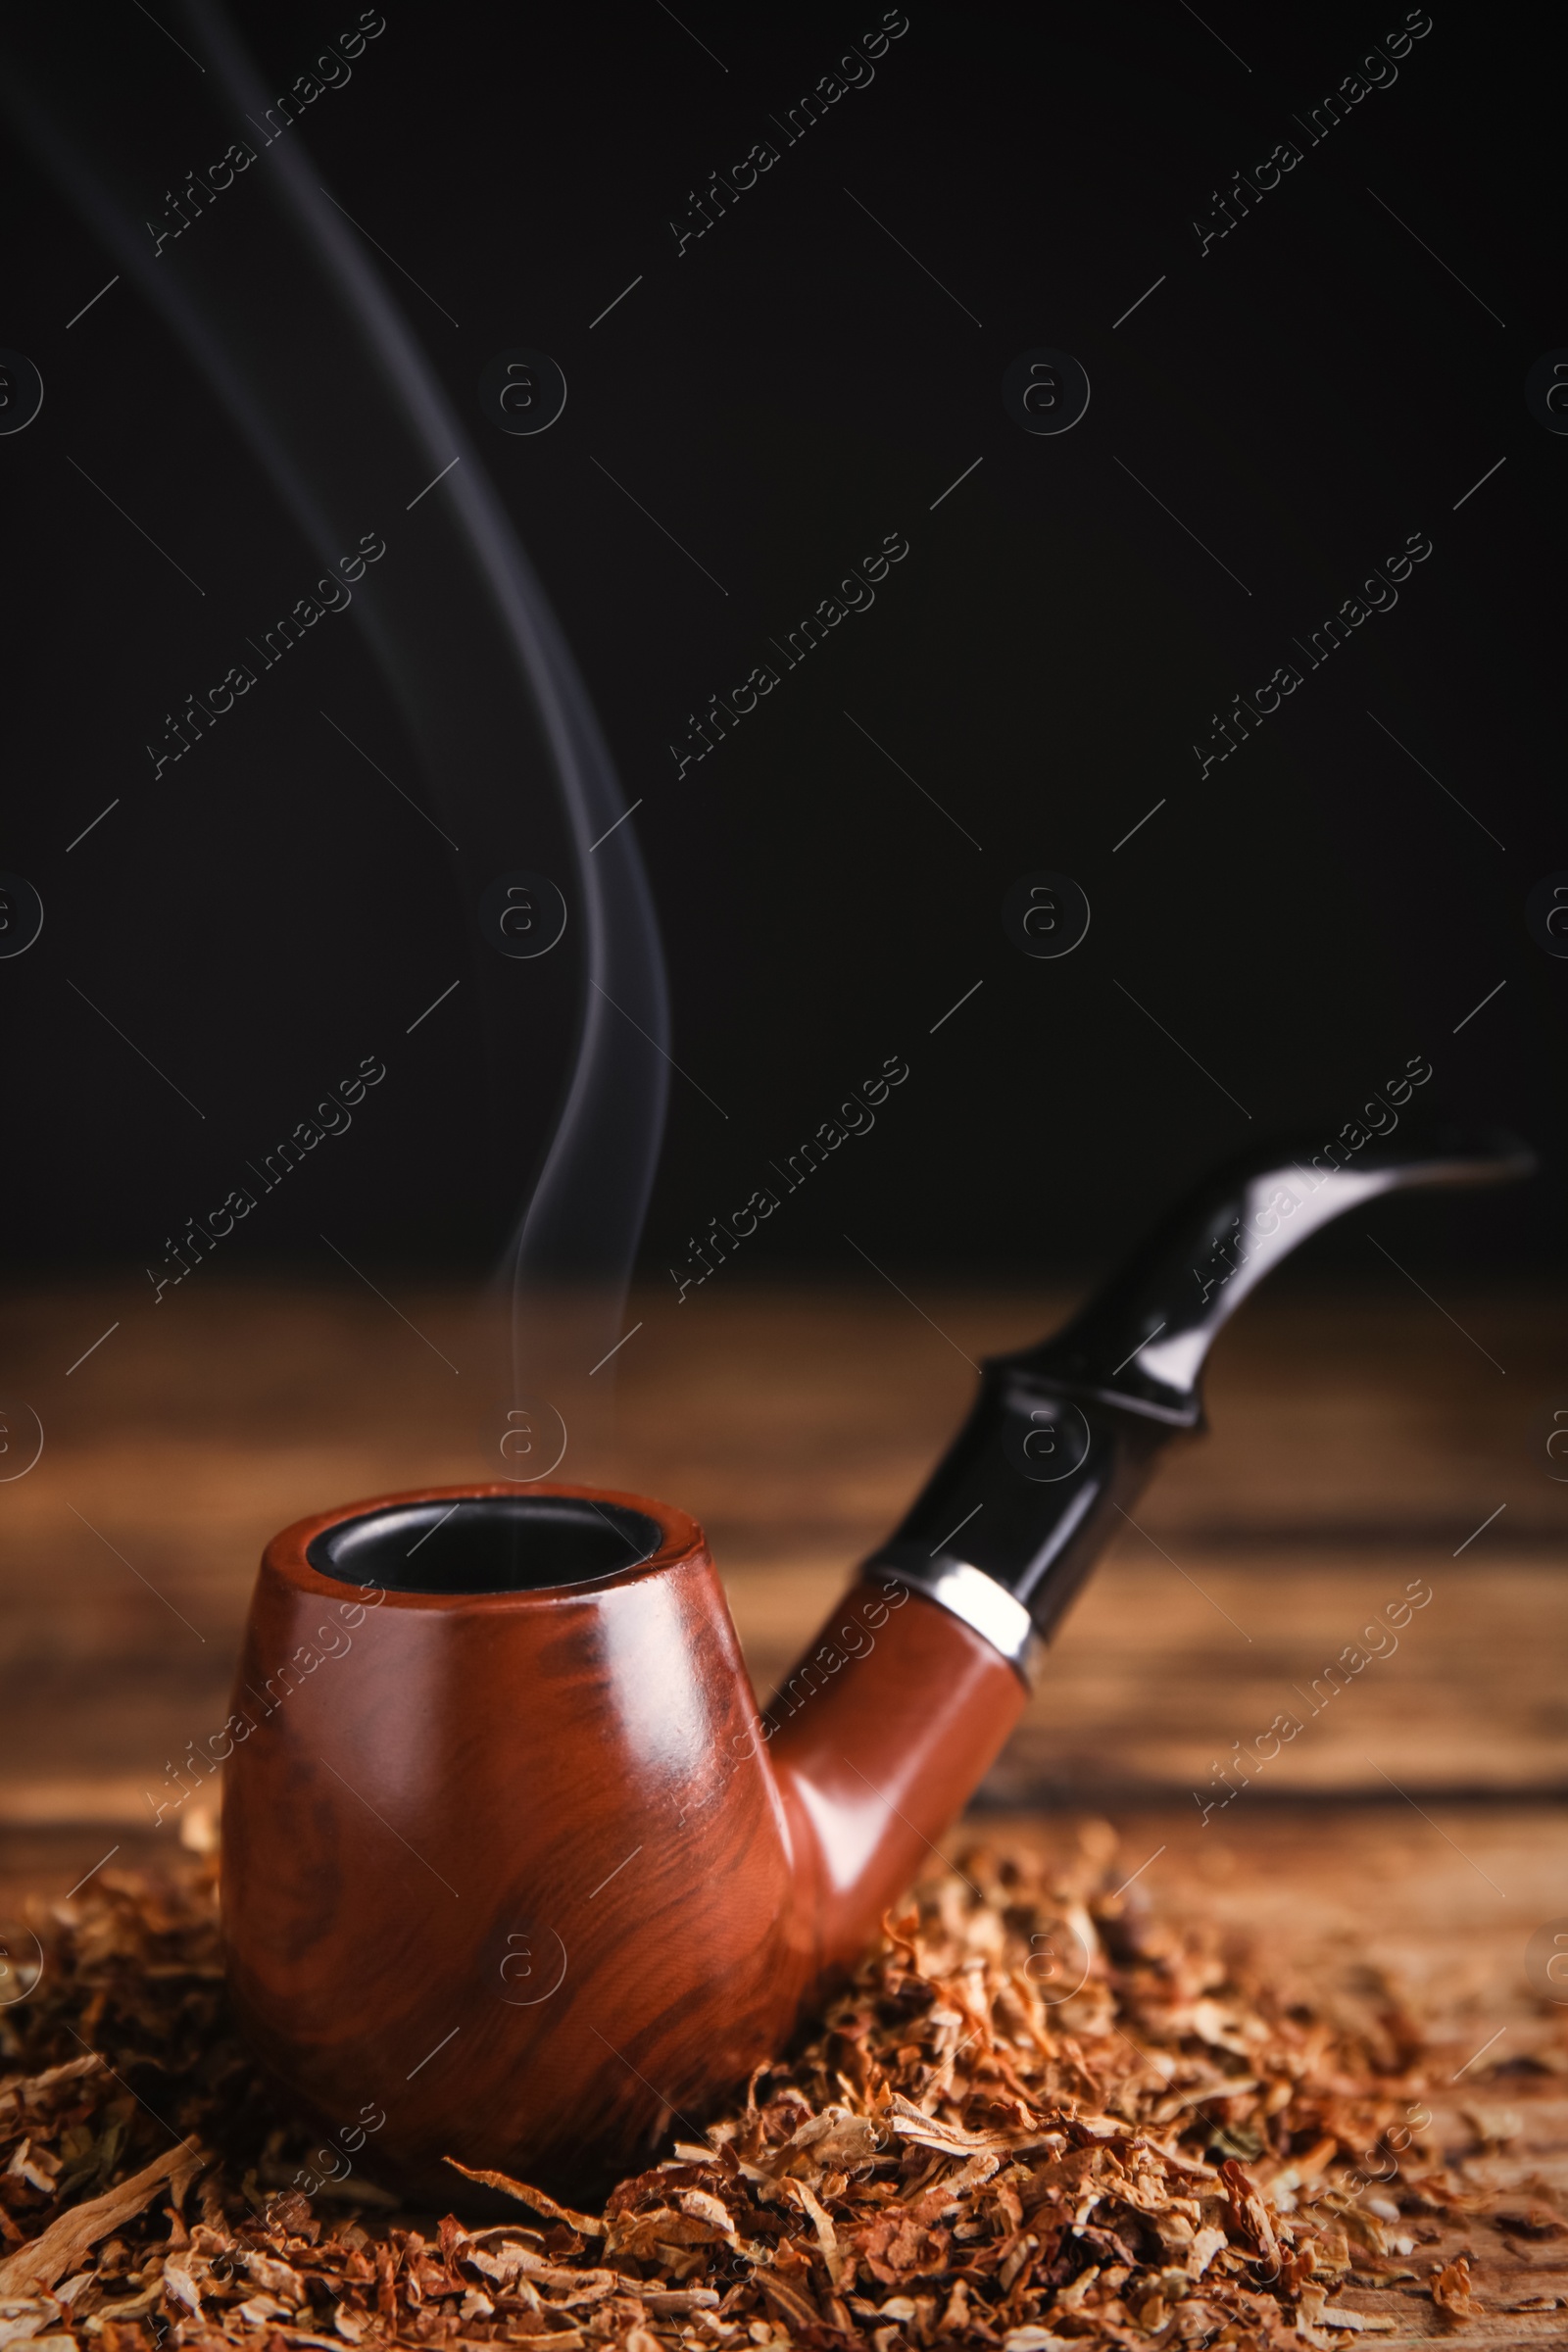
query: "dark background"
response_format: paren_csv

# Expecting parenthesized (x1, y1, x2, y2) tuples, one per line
(1, 0, 1562, 1297)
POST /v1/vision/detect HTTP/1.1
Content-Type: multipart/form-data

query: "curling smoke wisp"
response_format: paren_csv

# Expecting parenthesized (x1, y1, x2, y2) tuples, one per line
(4, 0, 670, 1410)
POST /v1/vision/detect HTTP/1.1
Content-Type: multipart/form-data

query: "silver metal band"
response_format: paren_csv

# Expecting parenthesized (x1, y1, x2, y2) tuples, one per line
(868, 1556, 1037, 1680)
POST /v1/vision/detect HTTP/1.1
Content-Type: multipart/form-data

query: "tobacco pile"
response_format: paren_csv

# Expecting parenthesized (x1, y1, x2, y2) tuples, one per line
(0, 1836, 1533, 2350)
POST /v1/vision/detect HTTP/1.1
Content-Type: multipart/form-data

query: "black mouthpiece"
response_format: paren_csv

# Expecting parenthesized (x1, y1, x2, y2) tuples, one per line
(859, 1118, 1534, 1675)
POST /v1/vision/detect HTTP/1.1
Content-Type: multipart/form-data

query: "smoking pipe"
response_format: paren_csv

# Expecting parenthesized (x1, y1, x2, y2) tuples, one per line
(221, 1123, 1529, 2203)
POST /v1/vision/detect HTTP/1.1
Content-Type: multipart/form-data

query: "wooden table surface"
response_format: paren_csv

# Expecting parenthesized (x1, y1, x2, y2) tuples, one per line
(2, 1273, 1564, 1819)
(2, 1277, 1566, 2337)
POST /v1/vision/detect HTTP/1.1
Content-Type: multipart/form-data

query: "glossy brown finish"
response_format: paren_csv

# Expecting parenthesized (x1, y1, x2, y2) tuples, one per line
(221, 1485, 1021, 2202)
(764, 1578, 1026, 1972)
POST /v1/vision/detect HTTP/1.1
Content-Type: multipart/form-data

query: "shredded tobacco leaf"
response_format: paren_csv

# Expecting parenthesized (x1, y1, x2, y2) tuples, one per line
(0, 1837, 1552, 2350)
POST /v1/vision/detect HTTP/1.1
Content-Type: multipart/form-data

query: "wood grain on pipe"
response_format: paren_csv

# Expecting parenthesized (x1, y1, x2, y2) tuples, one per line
(220, 1484, 1014, 2204)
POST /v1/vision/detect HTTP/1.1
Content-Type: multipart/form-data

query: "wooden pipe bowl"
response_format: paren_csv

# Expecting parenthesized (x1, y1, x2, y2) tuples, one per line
(220, 1482, 1025, 2202)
